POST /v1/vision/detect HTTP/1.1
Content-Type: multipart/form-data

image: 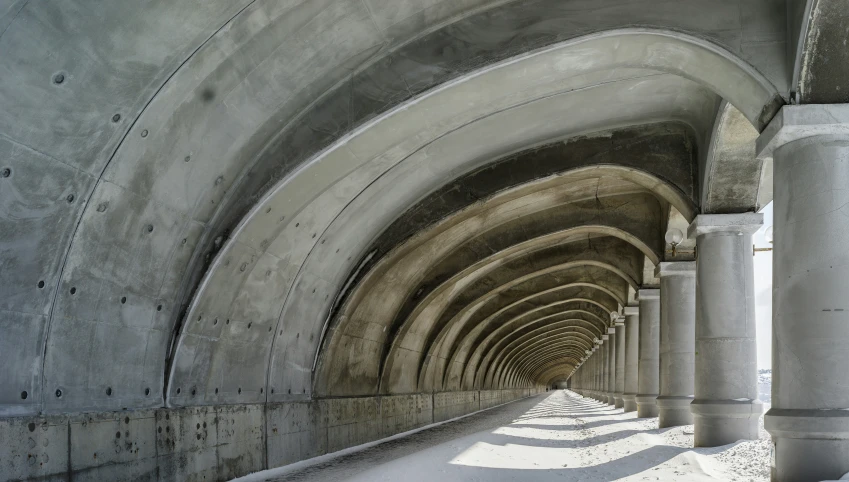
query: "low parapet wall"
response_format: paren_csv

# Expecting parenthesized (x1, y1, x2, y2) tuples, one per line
(0, 388, 546, 481)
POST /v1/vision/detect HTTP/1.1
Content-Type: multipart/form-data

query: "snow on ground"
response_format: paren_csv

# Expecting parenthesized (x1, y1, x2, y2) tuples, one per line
(235, 390, 772, 482)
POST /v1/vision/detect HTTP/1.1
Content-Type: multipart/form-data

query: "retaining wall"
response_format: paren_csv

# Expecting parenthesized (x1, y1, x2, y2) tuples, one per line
(0, 388, 546, 481)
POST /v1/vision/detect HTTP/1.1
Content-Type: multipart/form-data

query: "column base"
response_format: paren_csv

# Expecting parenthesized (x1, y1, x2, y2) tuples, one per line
(622, 394, 637, 413)
(656, 396, 694, 428)
(607, 392, 616, 405)
(614, 393, 624, 408)
(692, 399, 762, 447)
(766, 408, 849, 482)
(636, 394, 658, 418)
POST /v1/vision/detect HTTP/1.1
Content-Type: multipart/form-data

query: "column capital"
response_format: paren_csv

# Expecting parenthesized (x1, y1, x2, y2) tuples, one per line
(608, 327, 616, 334)
(637, 288, 660, 300)
(757, 104, 849, 160)
(688, 213, 763, 238)
(623, 305, 639, 316)
(614, 315, 626, 326)
(602, 334, 609, 341)
(654, 261, 696, 278)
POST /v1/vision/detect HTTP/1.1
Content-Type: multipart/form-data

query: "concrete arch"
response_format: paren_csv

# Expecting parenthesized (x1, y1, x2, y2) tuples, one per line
(497, 338, 595, 389)
(405, 239, 642, 360)
(468, 308, 610, 389)
(539, 365, 584, 386)
(522, 356, 586, 386)
(356, 233, 644, 395)
(5, 0, 833, 479)
(454, 300, 612, 390)
(503, 339, 599, 386)
(523, 352, 587, 380)
(2, 2, 782, 417)
(485, 324, 601, 386)
(479, 319, 605, 388)
(315, 180, 668, 397)
(163, 27, 775, 408)
(423, 289, 617, 390)
(415, 275, 625, 381)
(477, 312, 606, 386)
(190, 78, 700, 404)
(392, 260, 632, 393)
(534, 355, 592, 380)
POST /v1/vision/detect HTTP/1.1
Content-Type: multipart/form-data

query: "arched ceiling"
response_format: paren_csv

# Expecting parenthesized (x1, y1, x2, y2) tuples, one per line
(3, 0, 829, 417)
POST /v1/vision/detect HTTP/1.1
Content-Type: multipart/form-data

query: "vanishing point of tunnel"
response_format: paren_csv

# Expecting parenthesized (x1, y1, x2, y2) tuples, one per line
(1, 1, 849, 481)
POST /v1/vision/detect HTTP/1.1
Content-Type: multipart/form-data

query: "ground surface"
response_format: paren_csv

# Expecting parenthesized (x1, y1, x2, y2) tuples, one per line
(235, 390, 771, 482)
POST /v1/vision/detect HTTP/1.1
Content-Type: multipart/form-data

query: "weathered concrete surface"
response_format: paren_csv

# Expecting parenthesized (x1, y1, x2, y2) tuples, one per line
(655, 262, 696, 428)
(317, 178, 669, 398)
(701, 103, 767, 213)
(5, 0, 839, 480)
(797, 0, 849, 103)
(689, 214, 762, 447)
(614, 317, 626, 408)
(1, 0, 786, 418)
(0, 389, 539, 481)
(759, 104, 849, 481)
(636, 289, 661, 418)
(606, 330, 617, 405)
(622, 305, 640, 413)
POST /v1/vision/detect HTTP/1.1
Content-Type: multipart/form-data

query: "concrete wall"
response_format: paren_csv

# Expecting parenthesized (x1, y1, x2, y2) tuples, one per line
(0, 389, 542, 481)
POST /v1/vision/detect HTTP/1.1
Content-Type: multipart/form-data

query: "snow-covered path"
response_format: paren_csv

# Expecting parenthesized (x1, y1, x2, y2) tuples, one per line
(236, 390, 771, 482)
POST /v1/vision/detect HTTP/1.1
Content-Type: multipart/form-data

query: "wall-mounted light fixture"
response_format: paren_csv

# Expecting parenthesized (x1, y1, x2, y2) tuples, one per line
(665, 228, 683, 256)
(754, 225, 773, 255)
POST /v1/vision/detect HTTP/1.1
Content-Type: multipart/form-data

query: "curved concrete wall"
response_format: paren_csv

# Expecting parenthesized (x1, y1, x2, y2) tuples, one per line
(0, 0, 798, 479)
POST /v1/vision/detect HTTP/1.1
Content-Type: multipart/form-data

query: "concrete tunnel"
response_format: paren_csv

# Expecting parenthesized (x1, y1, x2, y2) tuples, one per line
(1, 0, 849, 480)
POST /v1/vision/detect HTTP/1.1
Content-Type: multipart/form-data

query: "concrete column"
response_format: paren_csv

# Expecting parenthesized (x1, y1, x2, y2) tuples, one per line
(622, 305, 639, 412)
(573, 364, 578, 394)
(656, 262, 696, 428)
(601, 335, 609, 403)
(589, 347, 596, 399)
(607, 327, 616, 405)
(593, 346, 599, 400)
(757, 105, 849, 481)
(594, 345, 602, 400)
(689, 214, 762, 447)
(582, 354, 588, 396)
(636, 288, 660, 418)
(578, 355, 586, 395)
(614, 316, 626, 408)
(596, 343, 603, 401)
